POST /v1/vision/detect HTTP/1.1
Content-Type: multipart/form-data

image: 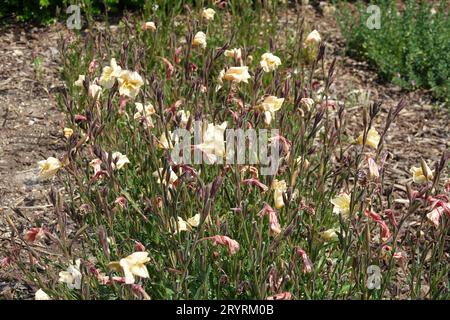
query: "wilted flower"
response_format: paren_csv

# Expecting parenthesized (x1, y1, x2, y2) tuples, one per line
(74, 74, 85, 87)
(224, 48, 242, 60)
(192, 31, 207, 49)
(118, 70, 144, 99)
(59, 259, 82, 290)
(209, 235, 240, 255)
(134, 102, 156, 128)
(24, 228, 45, 243)
(63, 127, 73, 138)
(196, 121, 228, 163)
(88, 83, 102, 99)
(142, 21, 156, 31)
(296, 248, 313, 273)
(426, 207, 443, 228)
(272, 179, 287, 209)
(357, 128, 380, 149)
(320, 228, 339, 242)
(410, 160, 434, 184)
(257, 96, 284, 125)
(367, 157, 380, 178)
(38, 157, 62, 179)
(260, 52, 281, 72)
(331, 193, 351, 218)
(118, 252, 150, 284)
(221, 66, 251, 83)
(35, 289, 51, 300)
(111, 152, 130, 170)
(99, 58, 122, 89)
(202, 8, 216, 20)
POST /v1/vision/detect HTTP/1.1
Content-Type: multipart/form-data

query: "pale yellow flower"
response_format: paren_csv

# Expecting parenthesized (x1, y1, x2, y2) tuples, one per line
(173, 214, 201, 234)
(157, 131, 180, 149)
(410, 160, 434, 184)
(35, 289, 51, 300)
(295, 156, 310, 169)
(63, 127, 74, 139)
(320, 228, 339, 242)
(224, 48, 242, 60)
(99, 58, 122, 89)
(257, 96, 284, 125)
(118, 70, 144, 99)
(111, 152, 130, 170)
(304, 30, 322, 45)
(58, 259, 82, 290)
(357, 128, 380, 149)
(88, 83, 102, 99)
(38, 157, 62, 179)
(153, 167, 178, 187)
(74, 74, 85, 87)
(202, 8, 216, 20)
(260, 52, 281, 72)
(134, 102, 156, 128)
(272, 179, 287, 209)
(331, 193, 351, 218)
(221, 66, 251, 83)
(192, 31, 207, 49)
(196, 121, 228, 163)
(119, 252, 150, 284)
(142, 21, 157, 31)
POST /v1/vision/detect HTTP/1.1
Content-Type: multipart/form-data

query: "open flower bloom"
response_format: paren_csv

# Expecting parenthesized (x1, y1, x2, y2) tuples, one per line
(134, 102, 156, 128)
(153, 167, 178, 187)
(221, 66, 251, 83)
(357, 128, 380, 149)
(257, 96, 284, 125)
(260, 52, 281, 72)
(272, 179, 287, 209)
(111, 152, 130, 170)
(173, 214, 201, 234)
(209, 235, 240, 255)
(58, 259, 82, 290)
(99, 58, 122, 89)
(224, 48, 242, 60)
(35, 289, 51, 300)
(320, 228, 339, 242)
(202, 8, 215, 20)
(410, 160, 434, 184)
(304, 29, 322, 46)
(74, 74, 85, 87)
(192, 31, 207, 49)
(88, 83, 102, 99)
(119, 252, 150, 284)
(331, 193, 351, 218)
(142, 21, 156, 31)
(38, 157, 62, 179)
(63, 127, 74, 138)
(118, 70, 144, 99)
(196, 121, 227, 163)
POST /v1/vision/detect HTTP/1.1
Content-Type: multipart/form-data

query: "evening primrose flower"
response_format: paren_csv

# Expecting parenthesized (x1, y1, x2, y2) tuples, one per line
(272, 179, 287, 209)
(196, 121, 228, 163)
(357, 128, 380, 149)
(257, 96, 284, 125)
(58, 259, 82, 290)
(35, 289, 51, 300)
(331, 193, 351, 218)
(74, 74, 85, 87)
(134, 102, 156, 128)
(320, 228, 339, 242)
(260, 52, 281, 72)
(304, 30, 322, 45)
(410, 160, 434, 184)
(202, 8, 215, 20)
(153, 167, 178, 187)
(367, 157, 379, 178)
(224, 48, 242, 60)
(99, 58, 122, 89)
(118, 70, 144, 99)
(192, 31, 207, 49)
(221, 66, 251, 83)
(111, 152, 130, 170)
(119, 252, 150, 284)
(173, 214, 201, 234)
(142, 21, 156, 31)
(63, 127, 73, 138)
(88, 83, 102, 99)
(38, 157, 62, 179)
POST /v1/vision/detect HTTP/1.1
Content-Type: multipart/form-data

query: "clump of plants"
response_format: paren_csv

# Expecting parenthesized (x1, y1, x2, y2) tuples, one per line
(337, 0, 450, 107)
(4, 3, 449, 300)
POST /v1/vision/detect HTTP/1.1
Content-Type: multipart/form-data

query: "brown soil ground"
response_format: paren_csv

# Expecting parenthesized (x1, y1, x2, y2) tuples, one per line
(0, 4, 448, 299)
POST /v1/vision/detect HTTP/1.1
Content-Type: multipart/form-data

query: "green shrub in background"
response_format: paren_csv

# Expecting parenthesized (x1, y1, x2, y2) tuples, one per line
(337, 0, 450, 107)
